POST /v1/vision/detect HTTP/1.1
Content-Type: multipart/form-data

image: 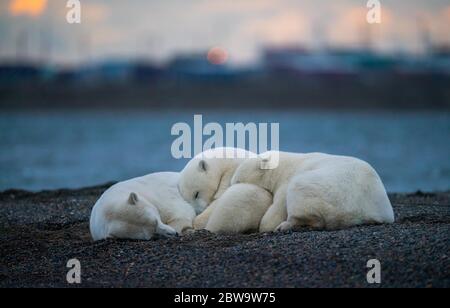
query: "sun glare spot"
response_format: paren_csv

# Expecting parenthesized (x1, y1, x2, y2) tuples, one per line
(9, 0, 47, 17)
(207, 47, 228, 65)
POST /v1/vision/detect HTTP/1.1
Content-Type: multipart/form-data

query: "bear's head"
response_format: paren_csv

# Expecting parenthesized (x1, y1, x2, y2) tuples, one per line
(126, 192, 177, 238)
(178, 158, 221, 215)
(231, 151, 279, 190)
(178, 147, 256, 215)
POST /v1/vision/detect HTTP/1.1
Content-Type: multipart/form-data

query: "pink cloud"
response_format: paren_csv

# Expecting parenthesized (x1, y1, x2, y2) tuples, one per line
(242, 10, 309, 45)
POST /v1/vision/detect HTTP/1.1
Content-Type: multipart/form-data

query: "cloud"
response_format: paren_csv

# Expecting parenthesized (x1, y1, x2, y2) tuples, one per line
(196, 0, 279, 14)
(326, 5, 395, 50)
(434, 5, 450, 44)
(83, 3, 109, 24)
(2, 0, 450, 64)
(242, 10, 309, 45)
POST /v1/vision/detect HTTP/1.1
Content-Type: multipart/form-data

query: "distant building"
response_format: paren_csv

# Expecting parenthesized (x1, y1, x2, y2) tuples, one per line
(0, 64, 41, 84)
(65, 60, 162, 84)
(430, 45, 450, 75)
(166, 53, 234, 79)
(262, 46, 396, 75)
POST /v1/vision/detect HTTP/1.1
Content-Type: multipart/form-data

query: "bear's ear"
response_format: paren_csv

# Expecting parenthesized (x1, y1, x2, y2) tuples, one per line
(198, 160, 208, 172)
(128, 192, 139, 205)
(260, 154, 272, 170)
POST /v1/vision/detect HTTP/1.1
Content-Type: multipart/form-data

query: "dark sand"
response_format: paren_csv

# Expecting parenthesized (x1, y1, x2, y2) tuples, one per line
(0, 184, 449, 288)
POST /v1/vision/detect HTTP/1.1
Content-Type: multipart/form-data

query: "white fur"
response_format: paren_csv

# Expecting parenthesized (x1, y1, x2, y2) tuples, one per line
(232, 151, 395, 232)
(204, 183, 272, 234)
(90, 172, 196, 241)
(178, 147, 257, 217)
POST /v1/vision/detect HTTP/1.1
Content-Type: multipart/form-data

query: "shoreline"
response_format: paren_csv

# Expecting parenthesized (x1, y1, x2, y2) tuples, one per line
(0, 181, 450, 198)
(0, 185, 449, 288)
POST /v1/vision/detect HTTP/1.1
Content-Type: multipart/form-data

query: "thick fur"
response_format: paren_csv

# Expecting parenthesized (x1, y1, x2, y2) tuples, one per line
(90, 172, 196, 241)
(178, 147, 257, 226)
(205, 183, 272, 234)
(231, 151, 395, 232)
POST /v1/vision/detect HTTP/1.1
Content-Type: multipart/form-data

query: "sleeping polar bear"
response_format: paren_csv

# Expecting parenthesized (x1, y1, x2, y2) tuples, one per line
(178, 147, 256, 228)
(90, 172, 196, 241)
(205, 183, 272, 234)
(231, 151, 395, 231)
(178, 147, 268, 232)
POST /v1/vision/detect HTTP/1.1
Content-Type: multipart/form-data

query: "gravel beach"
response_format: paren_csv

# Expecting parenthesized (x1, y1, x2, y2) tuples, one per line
(0, 184, 449, 288)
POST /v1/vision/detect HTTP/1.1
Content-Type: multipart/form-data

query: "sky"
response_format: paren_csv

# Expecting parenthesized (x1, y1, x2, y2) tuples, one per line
(0, 0, 449, 66)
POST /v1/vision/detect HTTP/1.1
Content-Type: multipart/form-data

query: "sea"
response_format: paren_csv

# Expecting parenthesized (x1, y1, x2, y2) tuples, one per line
(0, 109, 449, 192)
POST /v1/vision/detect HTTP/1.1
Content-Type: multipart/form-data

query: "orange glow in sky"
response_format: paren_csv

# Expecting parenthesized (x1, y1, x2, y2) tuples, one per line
(207, 47, 228, 65)
(9, 0, 47, 17)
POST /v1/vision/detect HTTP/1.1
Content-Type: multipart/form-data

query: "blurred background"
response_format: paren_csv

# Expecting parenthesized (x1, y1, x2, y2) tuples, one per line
(0, 0, 449, 192)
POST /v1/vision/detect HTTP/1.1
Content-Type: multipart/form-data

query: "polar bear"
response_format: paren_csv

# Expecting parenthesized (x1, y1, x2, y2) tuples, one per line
(205, 183, 272, 234)
(178, 147, 257, 229)
(231, 151, 395, 231)
(90, 172, 196, 241)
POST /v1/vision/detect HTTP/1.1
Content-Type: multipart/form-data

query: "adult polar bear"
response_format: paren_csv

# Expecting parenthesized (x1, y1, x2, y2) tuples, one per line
(231, 151, 395, 231)
(90, 172, 196, 241)
(178, 147, 274, 233)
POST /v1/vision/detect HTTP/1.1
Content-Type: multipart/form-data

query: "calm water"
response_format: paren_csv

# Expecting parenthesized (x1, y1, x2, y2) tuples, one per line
(0, 110, 449, 192)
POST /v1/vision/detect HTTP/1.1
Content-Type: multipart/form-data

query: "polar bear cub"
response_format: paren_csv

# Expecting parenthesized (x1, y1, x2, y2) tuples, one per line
(205, 183, 272, 234)
(232, 151, 395, 231)
(90, 172, 196, 241)
(178, 147, 257, 229)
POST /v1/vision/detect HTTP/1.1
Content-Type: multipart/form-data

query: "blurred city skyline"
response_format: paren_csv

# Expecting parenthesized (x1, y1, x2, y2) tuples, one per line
(1, 0, 450, 66)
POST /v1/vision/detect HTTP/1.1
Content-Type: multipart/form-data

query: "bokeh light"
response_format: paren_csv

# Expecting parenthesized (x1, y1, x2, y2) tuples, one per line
(9, 0, 47, 17)
(207, 47, 229, 65)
